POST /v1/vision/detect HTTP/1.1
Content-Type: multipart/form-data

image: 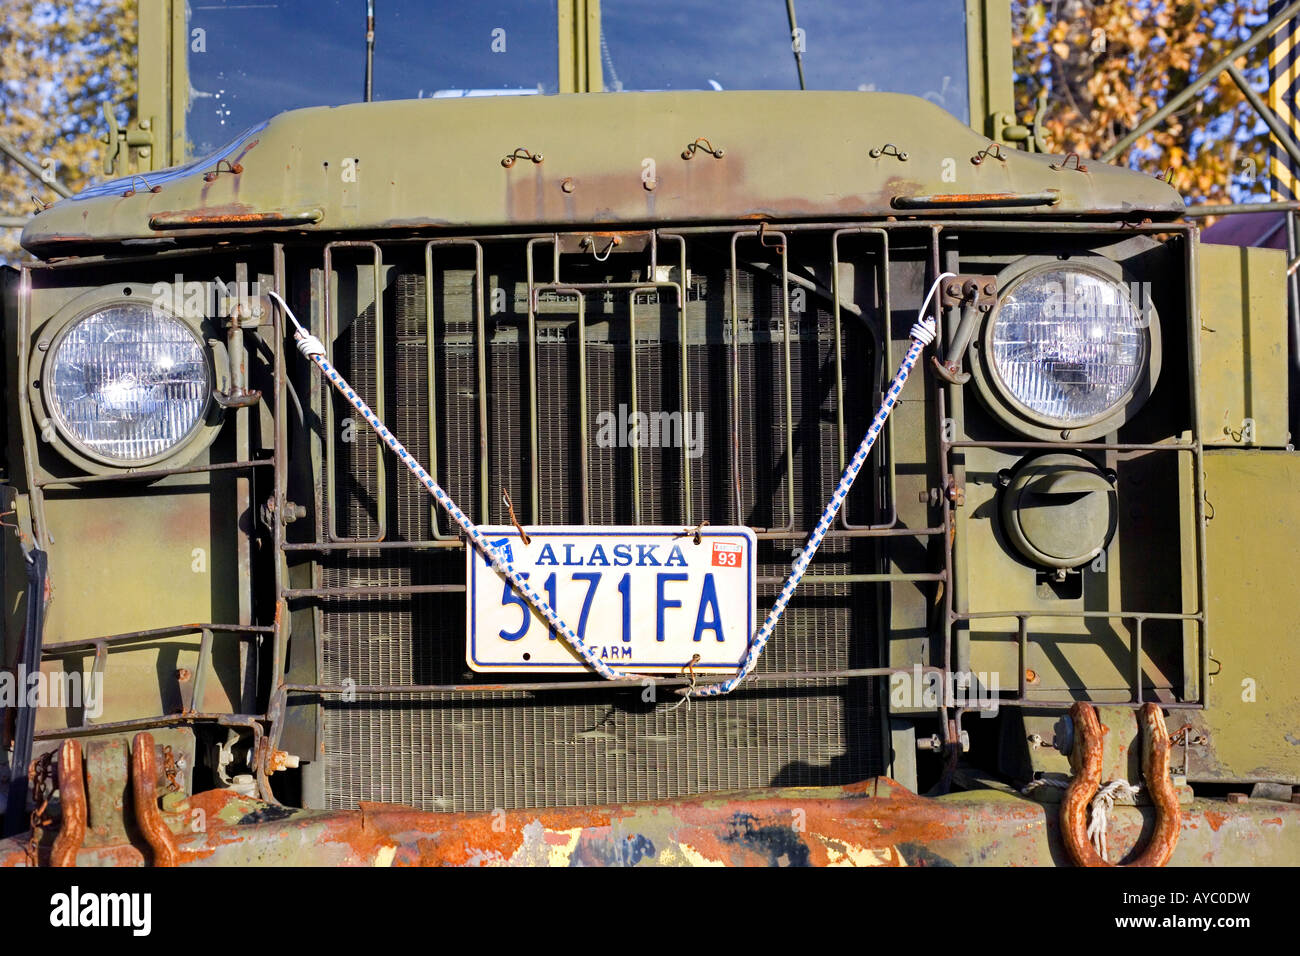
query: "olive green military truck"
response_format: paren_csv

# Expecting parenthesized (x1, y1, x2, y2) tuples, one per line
(0, 0, 1297, 866)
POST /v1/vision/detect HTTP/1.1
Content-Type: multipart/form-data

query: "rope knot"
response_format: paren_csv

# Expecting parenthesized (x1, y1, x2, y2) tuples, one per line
(294, 331, 326, 359)
(909, 317, 937, 346)
(1087, 778, 1142, 862)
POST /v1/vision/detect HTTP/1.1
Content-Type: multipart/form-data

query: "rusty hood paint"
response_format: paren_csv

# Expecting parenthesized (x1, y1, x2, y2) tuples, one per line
(21, 91, 1183, 254)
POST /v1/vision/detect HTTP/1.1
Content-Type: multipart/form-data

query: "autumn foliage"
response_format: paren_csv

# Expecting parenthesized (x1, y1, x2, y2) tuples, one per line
(0, 1, 136, 262)
(1013, 0, 1274, 203)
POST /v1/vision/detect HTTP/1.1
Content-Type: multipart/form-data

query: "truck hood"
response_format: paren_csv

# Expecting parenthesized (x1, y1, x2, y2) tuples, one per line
(22, 91, 1184, 254)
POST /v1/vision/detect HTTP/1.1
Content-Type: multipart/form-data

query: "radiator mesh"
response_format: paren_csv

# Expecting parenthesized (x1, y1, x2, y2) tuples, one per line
(320, 243, 886, 812)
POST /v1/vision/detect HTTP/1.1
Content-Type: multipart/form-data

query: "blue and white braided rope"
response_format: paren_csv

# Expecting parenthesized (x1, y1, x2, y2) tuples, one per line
(269, 291, 652, 684)
(273, 272, 952, 698)
(679, 271, 954, 697)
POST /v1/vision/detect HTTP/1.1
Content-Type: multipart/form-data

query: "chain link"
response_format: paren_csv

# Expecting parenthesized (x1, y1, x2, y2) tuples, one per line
(24, 751, 54, 866)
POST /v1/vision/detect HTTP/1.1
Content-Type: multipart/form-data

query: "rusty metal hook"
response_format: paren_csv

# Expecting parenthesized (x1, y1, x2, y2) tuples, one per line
(757, 221, 786, 253)
(122, 174, 163, 197)
(580, 235, 621, 262)
(971, 144, 1007, 165)
(1050, 152, 1089, 172)
(1059, 701, 1181, 867)
(681, 137, 725, 160)
(202, 159, 243, 183)
(501, 147, 543, 168)
(869, 143, 909, 161)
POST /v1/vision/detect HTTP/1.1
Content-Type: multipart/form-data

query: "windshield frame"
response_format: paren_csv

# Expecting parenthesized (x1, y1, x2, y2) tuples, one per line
(132, 0, 1011, 169)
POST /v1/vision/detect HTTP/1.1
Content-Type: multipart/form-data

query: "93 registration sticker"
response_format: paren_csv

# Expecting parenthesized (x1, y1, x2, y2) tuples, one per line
(712, 541, 743, 567)
(467, 525, 757, 673)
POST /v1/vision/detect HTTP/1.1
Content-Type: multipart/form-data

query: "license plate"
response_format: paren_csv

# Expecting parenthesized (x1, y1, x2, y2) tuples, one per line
(467, 525, 757, 673)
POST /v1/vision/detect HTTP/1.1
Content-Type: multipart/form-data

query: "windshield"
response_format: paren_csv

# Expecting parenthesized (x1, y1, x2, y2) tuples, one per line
(185, 0, 967, 159)
(186, 1, 559, 157)
(599, 0, 966, 113)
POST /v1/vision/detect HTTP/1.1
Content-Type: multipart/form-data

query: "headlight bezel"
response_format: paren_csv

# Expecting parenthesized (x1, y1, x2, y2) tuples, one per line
(967, 254, 1162, 442)
(29, 285, 228, 473)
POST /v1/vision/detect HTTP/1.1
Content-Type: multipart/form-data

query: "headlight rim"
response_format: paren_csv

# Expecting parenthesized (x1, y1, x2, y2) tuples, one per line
(968, 254, 1162, 442)
(29, 286, 227, 474)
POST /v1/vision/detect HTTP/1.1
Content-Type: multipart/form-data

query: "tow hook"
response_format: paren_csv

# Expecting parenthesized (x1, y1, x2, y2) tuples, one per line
(1059, 701, 1181, 867)
(132, 732, 181, 867)
(50, 739, 87, 867)
(930, 275, 997, 385)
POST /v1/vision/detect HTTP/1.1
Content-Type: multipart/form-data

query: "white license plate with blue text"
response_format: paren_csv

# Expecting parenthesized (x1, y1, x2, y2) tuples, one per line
(467, 526, 757, 673)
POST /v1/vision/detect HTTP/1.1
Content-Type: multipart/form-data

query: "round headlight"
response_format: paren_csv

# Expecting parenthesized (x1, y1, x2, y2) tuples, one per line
(972, 257, 1160, 440)
(46, 304, 213, 464)
(990, 266, 1146, 427)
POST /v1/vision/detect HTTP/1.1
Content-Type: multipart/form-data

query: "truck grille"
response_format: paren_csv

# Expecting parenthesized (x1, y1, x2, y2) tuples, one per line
(308, 230, 895, 811)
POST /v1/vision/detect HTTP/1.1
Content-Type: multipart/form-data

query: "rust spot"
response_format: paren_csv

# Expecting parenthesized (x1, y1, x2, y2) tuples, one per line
(149, 208, 322, 229)
(932, 192, 1021, 202)
(1204, 810, 1229, 832)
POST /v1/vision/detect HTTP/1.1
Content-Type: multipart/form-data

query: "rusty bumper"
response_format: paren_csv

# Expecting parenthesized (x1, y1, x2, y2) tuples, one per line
(4, 775, 1298, 867)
